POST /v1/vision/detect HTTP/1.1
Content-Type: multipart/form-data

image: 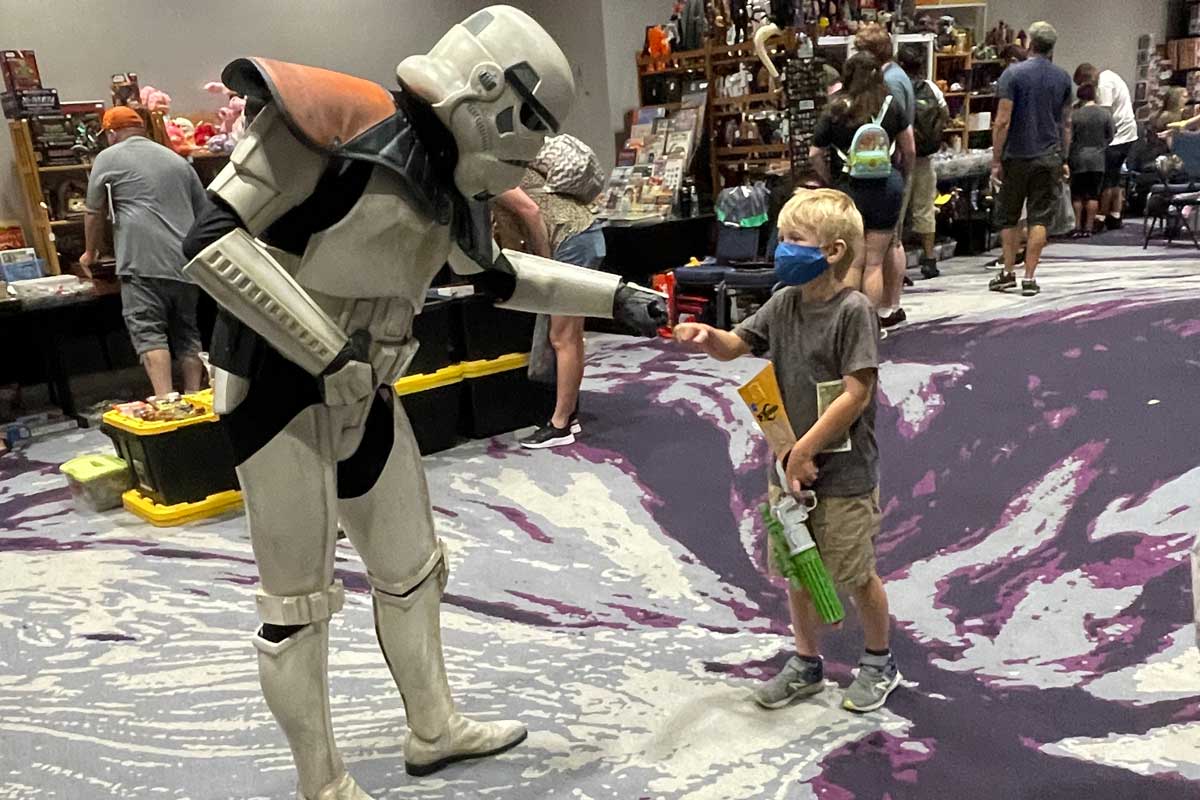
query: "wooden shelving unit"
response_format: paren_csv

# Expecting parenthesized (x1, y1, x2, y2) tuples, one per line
(7, 119, 67, 274)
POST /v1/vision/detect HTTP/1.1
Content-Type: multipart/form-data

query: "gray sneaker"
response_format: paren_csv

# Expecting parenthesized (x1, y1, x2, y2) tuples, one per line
(752, 655, 824, 709)
(842, 654, 901, 713)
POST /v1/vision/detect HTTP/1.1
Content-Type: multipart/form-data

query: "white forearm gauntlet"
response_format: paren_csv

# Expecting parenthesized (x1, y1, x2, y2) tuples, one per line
(183, 229, 348, 376)
(495, 249, 620, 318)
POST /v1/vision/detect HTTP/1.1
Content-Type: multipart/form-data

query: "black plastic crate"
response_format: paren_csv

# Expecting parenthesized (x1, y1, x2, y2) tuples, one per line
(410, 295, 457, 376)
(460, 354, 554, 439)
(458, 294, 536, 362)
(100, 406, 239, 506)
(395, 366, 463, 456)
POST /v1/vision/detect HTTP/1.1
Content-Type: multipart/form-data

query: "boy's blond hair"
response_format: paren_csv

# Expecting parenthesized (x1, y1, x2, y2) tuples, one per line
(777, 188, 864, 275)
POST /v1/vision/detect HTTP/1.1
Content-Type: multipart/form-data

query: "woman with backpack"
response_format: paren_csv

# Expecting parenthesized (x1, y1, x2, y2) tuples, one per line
(493, 134, 607, 449)
(810, 51, 916, 314)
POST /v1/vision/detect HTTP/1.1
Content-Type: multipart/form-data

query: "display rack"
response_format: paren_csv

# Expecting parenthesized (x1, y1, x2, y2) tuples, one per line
(6, 118, 81, 274)
(635, 29, 939, 193)
(933, 50, 998, 149)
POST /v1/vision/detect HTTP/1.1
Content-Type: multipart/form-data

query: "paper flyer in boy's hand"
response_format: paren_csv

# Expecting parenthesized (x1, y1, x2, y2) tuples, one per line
(738, 363, 797, 459)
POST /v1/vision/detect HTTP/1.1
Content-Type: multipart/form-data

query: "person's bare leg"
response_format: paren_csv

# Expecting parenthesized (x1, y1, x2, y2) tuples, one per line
(548, 315, 584, 430)
(1112, 186, 1125, 222)
(1000, 227, 1020, 273)
(1085, 199, 1100, 234)
(884, 241, 906, 310)
(141, 349, 173, 397)
(180, 353, 205, 394)
(860, 231, 893, 308)
(1023, 224, 1048, 280)
(921, 232, 936, 259)
(843, 246, 865, 292)
(851, 573, 890, 652)
(788, 586, 824, 657)
(1072, 199, 1084, 232)
(1100, 186, 1119, 222)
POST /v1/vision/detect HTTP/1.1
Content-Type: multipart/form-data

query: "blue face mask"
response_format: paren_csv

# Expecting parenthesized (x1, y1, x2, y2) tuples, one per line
(774, 242, 831, 286)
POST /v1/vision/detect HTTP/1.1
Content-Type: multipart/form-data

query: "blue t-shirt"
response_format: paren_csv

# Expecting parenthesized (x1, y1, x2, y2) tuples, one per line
(883, 62, 915, 127)
(997, 56, 1073, 160)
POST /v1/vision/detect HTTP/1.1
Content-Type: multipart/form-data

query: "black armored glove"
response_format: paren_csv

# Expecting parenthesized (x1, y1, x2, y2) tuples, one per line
(612, 282, 667, 337)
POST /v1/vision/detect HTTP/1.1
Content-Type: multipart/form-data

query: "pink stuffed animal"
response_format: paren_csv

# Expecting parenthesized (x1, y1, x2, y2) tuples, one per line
(139, 85, 172, 112)
(204, 81, 246, 141)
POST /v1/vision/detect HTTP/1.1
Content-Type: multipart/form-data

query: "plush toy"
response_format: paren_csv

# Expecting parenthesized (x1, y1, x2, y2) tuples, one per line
(139, 85, 172, 112)
(193, 121, 217, 147)
(166, 116, 196, 153)
(205, 81, 247, 142)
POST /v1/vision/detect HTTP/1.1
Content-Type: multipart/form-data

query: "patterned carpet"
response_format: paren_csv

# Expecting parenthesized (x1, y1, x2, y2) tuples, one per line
(2, 241, 1198, 799)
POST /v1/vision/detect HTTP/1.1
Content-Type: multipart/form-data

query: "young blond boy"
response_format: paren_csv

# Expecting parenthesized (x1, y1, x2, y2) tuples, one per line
(674, 188, 898, 712)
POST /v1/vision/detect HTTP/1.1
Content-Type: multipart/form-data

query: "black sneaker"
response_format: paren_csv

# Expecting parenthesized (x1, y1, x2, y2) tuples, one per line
(989, 271, 1017, 292)
(1021, 279, 1040, 297)
(569, 411, 581, 435)
(1092, 218, 1106, 235)
(1106, 216, 1123, 230)
(919, 257, 940, 279)
(519, 422, 575, 449)
(902, 274, 914, 287)
(879, 308, 907, 329)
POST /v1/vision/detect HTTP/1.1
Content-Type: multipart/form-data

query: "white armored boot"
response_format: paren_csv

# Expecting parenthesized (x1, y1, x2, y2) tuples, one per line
(372, 564, 527, 776)
(253, 622, 375, 800)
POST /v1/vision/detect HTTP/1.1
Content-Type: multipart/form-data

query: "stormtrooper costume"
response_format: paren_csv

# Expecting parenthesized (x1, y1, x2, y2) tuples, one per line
(179, 7, 663, 799)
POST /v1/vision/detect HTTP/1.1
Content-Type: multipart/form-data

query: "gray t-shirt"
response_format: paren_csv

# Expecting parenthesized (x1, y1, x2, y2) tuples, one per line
(86, 136, 207, 282)
(735, 286, 880, 497)
(1070, 105, 1115, 174)
(883, 62, 915, 127)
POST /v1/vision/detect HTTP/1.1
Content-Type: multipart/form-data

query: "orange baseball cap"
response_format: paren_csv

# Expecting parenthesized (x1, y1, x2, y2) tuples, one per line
(102, 106, 144, 131)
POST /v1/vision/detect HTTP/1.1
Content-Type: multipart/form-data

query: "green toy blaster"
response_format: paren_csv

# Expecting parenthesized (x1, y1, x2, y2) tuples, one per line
(739, 364, 845, 625)
(761, 473, 845, 624)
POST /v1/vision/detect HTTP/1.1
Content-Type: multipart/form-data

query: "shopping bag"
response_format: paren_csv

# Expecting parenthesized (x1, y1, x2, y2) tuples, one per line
(527, 314, 557, 385)
(1049, 180, 1076, 237)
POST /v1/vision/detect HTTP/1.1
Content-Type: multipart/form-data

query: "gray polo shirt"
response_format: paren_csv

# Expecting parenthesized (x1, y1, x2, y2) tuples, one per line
(86, 136, 207, 282)
(735, 286, 880, 497)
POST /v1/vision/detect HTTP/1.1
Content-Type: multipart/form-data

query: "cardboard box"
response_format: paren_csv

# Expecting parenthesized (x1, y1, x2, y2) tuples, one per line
(110, 72, 140, 107)
(1, 87, 60, 118)
(1, 50, 40, 93)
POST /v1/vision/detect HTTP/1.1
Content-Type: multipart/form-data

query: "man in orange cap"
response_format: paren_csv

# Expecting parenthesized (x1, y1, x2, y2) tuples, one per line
(84, 106, 210, 396)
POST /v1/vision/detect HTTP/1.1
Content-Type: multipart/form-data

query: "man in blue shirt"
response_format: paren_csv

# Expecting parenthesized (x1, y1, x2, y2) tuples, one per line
(989, 21, 1073, 297)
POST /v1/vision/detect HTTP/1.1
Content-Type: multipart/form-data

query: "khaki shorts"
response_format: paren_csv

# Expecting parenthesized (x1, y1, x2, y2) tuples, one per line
(767, 485, 882, 591)
(909, 157, 937, 235)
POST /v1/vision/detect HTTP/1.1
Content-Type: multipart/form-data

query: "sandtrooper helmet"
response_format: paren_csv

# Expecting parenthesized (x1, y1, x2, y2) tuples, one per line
(397, 5, 575, 200)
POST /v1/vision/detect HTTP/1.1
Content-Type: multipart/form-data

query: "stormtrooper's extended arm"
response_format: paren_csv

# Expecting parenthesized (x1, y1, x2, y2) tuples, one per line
(448, 243, 664, 335)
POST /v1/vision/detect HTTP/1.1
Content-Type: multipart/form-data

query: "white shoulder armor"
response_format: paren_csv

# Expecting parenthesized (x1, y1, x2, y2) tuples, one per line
(209, 104, 329, 235)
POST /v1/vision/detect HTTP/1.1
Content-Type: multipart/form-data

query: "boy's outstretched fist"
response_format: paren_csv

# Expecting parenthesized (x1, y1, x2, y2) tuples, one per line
(674, 322, 712, 348)
(673, 322, 751, 362)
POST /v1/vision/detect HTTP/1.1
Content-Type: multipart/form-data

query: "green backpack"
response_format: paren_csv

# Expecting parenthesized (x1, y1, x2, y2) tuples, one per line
(836, 95, 895, 180)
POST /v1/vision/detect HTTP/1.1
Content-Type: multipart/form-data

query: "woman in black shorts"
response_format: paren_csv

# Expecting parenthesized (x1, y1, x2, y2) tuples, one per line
(1068, 83, 1114, 238)
(810, 52, 915, 309)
